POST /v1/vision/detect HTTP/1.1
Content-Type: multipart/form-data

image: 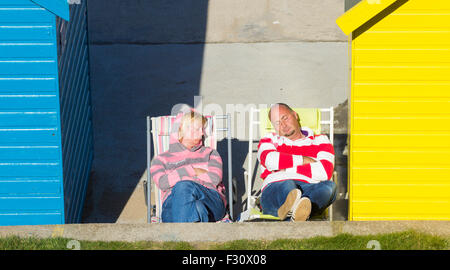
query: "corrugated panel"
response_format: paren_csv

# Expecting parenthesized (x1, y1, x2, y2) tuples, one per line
(0, 1, 65, 225)
(356, 32, 450, 46)
(336, 0, 398, 35)
(0, 177, 60, 194)
(0, 25, 53, 40)
(0, 111, 58, 127)
(0, 0, 38, 4)
(0, 94, 58, 109)
(0, 43, 55, 58)
(397, 0, 450, 10)
(355, 49, 450, 64)
(0, 76, 57, 92)
(369, 13, 450, 29)
(0, 211, 61, 225)
(56, 1, 93, 224)
(349, 1, 450, 220)
(0, 128, 59, 144)
(0, 6, 53, 23)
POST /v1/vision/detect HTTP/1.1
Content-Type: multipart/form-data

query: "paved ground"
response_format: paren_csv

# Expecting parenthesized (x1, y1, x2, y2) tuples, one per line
(1, 221, 449, 243)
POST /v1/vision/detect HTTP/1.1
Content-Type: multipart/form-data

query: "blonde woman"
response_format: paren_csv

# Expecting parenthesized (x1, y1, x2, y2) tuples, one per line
(150, 109, 227, 222)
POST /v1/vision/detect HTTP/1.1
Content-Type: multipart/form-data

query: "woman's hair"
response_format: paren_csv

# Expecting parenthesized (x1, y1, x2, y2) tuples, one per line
(178, 111, 207, 141)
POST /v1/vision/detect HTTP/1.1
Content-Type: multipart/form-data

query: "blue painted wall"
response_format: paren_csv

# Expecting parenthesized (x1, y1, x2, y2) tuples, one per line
(0, 0, 93, 225)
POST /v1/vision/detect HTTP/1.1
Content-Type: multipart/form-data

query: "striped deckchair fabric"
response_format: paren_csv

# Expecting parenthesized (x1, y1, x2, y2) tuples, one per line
(152, 115, 215, 153)
(149, 114, 216, 222)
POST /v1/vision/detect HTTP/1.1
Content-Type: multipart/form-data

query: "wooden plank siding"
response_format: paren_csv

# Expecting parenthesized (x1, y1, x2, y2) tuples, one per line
(0, 0, 64, 225)
(348, 0, 450, 220)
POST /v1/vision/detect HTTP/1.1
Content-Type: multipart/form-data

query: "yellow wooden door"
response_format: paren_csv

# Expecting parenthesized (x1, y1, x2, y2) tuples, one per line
(349, 0, 450, 220)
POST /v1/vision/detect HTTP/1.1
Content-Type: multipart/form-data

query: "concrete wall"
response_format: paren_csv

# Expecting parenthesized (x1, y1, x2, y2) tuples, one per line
(199, 42, 349, 140)
(82, 0, 350, 223)
(88, 0, 347, 43)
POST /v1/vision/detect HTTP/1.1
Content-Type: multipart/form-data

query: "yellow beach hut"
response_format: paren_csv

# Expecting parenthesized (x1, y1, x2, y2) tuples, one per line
(336, 0, 450, 220)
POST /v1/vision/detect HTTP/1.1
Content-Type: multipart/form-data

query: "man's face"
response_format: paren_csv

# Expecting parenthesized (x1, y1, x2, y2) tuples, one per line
(270, 105, 301, 139)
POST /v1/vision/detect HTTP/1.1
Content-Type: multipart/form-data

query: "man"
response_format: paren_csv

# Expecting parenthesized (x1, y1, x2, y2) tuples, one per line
(257, 103, 336, 221)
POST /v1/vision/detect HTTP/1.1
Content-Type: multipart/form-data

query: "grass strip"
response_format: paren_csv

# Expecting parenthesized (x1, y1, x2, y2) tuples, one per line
(0, 230, 448, 250)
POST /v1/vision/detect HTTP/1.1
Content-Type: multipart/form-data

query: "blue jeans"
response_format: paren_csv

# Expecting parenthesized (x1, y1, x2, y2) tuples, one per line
(260, 180, 337, 219)
(161, 180, 226, 223)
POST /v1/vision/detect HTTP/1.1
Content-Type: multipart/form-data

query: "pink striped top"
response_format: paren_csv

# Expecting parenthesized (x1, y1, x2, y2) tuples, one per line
(150, 112, 227, 206)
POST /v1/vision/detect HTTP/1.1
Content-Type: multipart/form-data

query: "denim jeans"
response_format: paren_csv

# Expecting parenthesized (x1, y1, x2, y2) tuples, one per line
(260, 180, 337, 219)
(161, 180, 226, 223)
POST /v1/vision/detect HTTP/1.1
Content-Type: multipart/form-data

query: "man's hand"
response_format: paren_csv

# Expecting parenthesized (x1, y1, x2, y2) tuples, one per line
(303, 156, 316, 165)
(194, 168, 208, 176)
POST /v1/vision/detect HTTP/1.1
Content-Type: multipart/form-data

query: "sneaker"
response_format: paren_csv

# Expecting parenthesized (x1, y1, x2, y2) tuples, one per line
(277, 189, 302, 220)
(291, 197, 311, 222)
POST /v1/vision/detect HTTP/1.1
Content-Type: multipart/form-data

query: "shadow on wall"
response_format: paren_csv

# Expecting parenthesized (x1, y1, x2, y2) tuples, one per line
(216, 139, 247, 218)
(82, 0, 210, 223)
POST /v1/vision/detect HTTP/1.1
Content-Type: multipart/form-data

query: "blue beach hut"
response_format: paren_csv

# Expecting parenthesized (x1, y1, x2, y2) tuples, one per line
(0, 0, 93, 225)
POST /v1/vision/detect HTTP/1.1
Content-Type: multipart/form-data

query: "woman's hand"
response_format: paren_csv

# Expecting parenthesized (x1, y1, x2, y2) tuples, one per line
(194, 168, 208, 175)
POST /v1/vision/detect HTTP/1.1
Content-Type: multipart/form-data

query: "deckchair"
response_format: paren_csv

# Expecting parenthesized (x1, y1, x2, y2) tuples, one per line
(241, 106, 337, 222)
(143, 114, 233, 223)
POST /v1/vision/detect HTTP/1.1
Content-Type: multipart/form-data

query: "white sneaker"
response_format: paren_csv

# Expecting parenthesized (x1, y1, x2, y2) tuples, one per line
(277, 189, 302, 220)
(291, 197, 311, 222)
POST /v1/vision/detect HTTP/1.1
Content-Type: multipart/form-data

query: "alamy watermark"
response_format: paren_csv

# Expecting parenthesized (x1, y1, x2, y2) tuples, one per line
(170, 96, 275, 140)
(367, 240, 382, 250)
(67, 239, 81, 250)
(67, 0, 82, 5)
(63, 239, 381, 250)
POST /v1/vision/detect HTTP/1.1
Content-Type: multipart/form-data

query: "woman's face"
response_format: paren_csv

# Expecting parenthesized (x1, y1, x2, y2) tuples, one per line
(180, 119, 204, 146)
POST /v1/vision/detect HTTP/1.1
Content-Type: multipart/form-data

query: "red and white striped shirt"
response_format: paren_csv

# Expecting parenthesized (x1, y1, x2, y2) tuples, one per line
(257, 127, 335, 192)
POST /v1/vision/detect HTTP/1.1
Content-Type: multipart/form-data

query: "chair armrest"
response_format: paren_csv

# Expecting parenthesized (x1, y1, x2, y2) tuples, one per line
(332, 171, 338, 184)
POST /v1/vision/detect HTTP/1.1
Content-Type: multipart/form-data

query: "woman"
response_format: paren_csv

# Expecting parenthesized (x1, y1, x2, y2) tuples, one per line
(150, 109, 227, 222)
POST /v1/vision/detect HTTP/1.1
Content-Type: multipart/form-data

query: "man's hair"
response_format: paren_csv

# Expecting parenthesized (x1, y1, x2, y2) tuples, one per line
(268, 103, 294, 121)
